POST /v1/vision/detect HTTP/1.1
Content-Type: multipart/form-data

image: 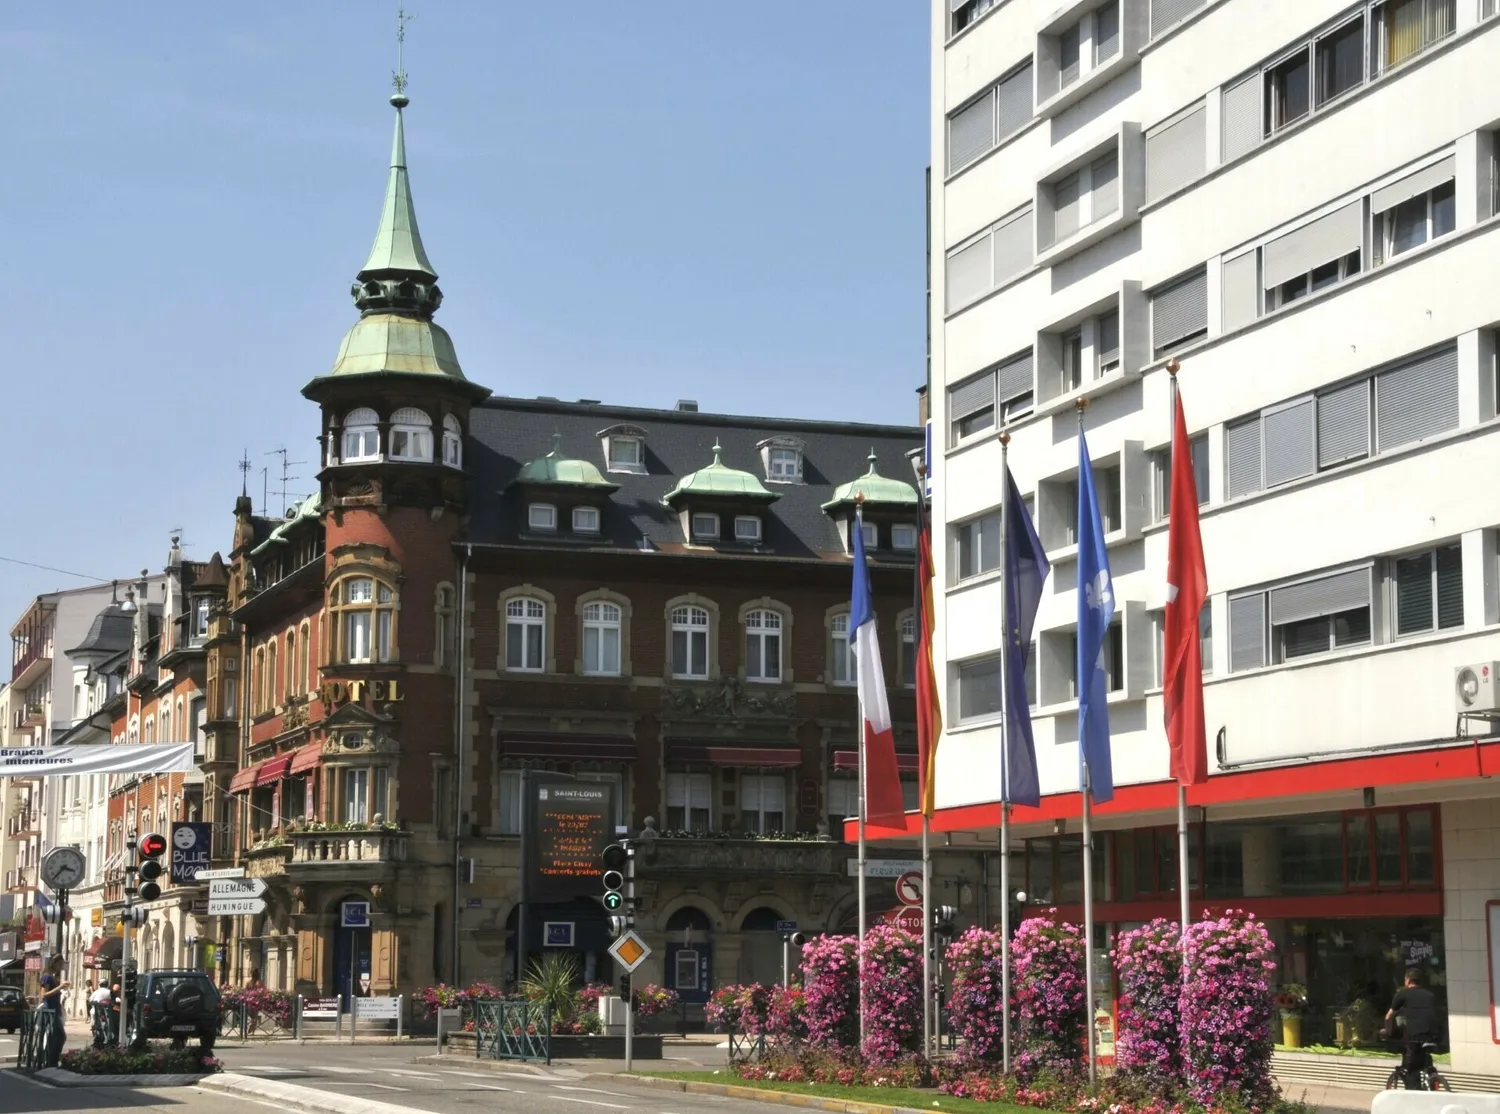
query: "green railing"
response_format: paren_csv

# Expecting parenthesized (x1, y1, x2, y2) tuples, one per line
(474, 1000, 551, 1064)
(18, 1008, 52, 1071)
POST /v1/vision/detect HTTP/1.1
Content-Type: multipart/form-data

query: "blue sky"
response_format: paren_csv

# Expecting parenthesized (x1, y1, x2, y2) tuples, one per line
(0, 3, 929, 631)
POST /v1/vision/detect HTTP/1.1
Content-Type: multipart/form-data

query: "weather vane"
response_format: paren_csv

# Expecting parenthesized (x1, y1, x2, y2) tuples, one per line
(238, 449, 252, 497)
(393, 4, 415, 96)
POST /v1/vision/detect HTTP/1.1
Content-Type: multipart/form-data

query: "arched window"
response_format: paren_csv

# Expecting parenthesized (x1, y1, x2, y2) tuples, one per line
(900, 614, 917, 688)
(434, 586, 456, 668)
(744, 609, 782, 683)
(160, 705, 171, 746)
(299, 621, 312, 692)
(342, 407, 380, 462)
(389, 407, 433, 462)
(252, 649, 265, 716)
(505, 597, 546, 672)
(332, 576, 397, 664)
(581, 601, 622, 676)
(442, 414, 463, 468)
(285, 630, 297, 700)
(266, 639, 279, 710)
(830, 613, 856, 685)
(671, 606, 710, 679)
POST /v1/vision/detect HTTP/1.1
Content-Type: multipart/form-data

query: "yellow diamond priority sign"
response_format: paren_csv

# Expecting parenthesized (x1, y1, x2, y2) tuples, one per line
(608, 929, 651, 973)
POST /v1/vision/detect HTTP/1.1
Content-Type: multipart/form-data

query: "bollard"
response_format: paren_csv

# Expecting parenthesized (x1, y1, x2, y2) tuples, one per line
(294, 996, 302, 1041)
(351, 998, 358, 1043)
(240, 1002, 248, 1043)
(396, 995, 404, 1041)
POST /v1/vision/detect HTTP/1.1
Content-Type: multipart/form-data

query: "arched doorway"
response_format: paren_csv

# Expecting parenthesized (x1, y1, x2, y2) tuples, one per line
(664, 907, 712, 1003)
(739, 906, 786, 987)
(332, 895, 372, 1008)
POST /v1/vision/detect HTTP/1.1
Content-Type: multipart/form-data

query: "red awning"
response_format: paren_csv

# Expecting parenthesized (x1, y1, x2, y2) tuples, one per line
(255, 755, 292, 787)
(833, 750, 919, 774)
(498, 735, 637, 762)
(229, 765, 258, 793)
(665, 743, 800, 768)
(289, 743, 323, 775)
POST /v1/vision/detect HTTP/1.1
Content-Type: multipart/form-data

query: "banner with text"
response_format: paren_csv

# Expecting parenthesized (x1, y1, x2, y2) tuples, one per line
(0, 743, 195, 778)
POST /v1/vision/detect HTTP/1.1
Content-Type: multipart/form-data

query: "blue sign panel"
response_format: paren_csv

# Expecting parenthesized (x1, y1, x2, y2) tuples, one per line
(170, 822, 212, 885)
(341, 901, 371, 929)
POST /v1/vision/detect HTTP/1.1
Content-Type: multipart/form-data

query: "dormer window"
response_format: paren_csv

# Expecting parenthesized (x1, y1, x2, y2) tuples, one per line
(892, 524, 918, 551)
(734, 515, 762, 542)
(389, 408, 433, 462)
(691, 513, 720, 540)
(342, 408, 380, 462)
(194, 598, 210, 638)
(528, 503, 557, 532)
(860, 521, 878, 549)
(573, 506, 600, 533)
(442, 414, 463, 468)
(598, 424, 649, 474)
(758, 437, 807, 483)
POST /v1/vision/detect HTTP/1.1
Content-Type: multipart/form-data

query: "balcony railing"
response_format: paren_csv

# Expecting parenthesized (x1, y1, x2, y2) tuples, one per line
(10, 636, 52, 687)
(5, 866, 37, 892)
(13, 702, 45, 729)
(242, 839, 291, 880)
(635, 835, 843, 878)
(6, 811, 38, 839)
(289, 827, 409, 866)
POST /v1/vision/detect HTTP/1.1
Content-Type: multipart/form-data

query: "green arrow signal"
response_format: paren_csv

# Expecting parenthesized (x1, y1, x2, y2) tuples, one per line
(603, 891, 624, 911)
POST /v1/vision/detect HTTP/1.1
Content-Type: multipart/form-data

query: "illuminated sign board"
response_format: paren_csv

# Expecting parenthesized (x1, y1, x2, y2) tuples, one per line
(523, 776, 614, 904)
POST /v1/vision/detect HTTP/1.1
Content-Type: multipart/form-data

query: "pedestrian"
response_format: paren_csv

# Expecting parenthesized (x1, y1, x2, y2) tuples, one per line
(37, 955, 70, 1068)
(246, 967, 264, 991)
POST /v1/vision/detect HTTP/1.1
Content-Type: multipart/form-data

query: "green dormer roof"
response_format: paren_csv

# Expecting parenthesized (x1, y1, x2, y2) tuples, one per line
(661, 442, 781, 507)
(821, 451, 919, 512)
(513, 435, 620, 491)
(251, 493, 323, 557)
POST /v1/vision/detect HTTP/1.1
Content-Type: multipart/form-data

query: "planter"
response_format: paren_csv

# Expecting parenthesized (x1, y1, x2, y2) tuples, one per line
(442, 1030, 663, 1059)
(1281, 1016, 1303, 1049)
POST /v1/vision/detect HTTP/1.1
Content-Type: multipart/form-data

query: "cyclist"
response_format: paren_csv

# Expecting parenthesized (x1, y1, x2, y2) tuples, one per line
(1383, 967, 1438, 1090)
(89, 982, 113, 1048)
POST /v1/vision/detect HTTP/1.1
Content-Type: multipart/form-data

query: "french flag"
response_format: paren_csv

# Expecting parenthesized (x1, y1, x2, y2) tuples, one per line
(852, 509, 907, 828)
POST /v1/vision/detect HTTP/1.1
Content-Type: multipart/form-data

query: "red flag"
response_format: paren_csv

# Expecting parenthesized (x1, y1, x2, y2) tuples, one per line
(916, 527, 944, 817)
(1165, 388, 1208, 786)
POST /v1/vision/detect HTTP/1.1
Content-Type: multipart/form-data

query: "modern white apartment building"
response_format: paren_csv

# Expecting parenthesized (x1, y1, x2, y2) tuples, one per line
(925, 0, 1500, 1076)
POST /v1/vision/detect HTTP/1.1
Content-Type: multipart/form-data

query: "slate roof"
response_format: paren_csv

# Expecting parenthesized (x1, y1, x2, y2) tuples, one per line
(67, 603, 134, 657)
(468, 398, 922, 560)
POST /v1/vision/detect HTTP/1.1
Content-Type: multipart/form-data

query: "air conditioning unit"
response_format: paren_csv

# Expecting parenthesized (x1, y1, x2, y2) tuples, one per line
(1455, 662, 1500, 715)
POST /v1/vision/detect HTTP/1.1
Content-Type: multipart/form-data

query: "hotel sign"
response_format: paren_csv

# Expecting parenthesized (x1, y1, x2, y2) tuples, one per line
(318, 679, 402, 707)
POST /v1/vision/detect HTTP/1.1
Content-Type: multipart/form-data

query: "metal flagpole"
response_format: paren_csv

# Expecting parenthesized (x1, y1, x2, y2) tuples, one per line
(1168, 361, 1193, 1063)
(1077, 403, 1098, 1088)
(914, 464, 934, 1060)
(855, 498, 868, 1054)
(997, 430, 1013, 1076)
(921, 813, 932, 1057)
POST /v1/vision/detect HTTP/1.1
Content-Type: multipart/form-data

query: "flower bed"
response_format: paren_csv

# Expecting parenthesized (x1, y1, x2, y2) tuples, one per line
(1112, 919, 1182, 1088)
(220, 987, 293, 1032)
(1010, 916, 1086, 1081)
(60, 1043, 222, 1076)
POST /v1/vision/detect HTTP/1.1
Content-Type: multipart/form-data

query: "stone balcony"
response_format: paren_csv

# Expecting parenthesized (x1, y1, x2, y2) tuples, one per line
(288, 827, 410, 868)
(634, 835, 844, 879)
(242, 840, 291, 880)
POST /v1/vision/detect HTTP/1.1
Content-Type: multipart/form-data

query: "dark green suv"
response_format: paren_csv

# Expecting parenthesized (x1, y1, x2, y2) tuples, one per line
(127, 969, 220, 1051)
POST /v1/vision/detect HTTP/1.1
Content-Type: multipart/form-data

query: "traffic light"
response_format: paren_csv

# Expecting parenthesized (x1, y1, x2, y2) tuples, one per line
(932, 904, 957, 938)
(123, 966, 138, 1001)
(601, 843, 627, 912)
(137, 832, 167, 903)
(607, 915, 628, 938)
(789, 931, 807, 948)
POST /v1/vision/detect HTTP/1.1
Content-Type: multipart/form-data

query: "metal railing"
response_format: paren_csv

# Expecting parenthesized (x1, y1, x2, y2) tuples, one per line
(474, 1000, 551, 1064)
(17, 1008, 50, 1071)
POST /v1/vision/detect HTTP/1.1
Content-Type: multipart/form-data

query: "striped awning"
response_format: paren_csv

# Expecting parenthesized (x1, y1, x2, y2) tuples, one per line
(833, 750, 919, 774)
(497, 735, 637, 762)
(228, 765, 258, 793)
(665, 743, 800, 768)
(289, 743, 323, 775)
(254, 755, 292, 787)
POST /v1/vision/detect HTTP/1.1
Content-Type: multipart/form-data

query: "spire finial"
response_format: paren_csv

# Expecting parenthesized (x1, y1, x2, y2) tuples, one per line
(238, 449, 251, 497)
(865, 448, 878, 475)
(549, 432, 563, 456)
(391, 5, 414, 106)
(711, 440, 724, 465)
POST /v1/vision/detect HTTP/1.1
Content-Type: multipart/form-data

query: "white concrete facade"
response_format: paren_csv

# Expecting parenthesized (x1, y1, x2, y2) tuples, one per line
(930, 0, 1500, 1074)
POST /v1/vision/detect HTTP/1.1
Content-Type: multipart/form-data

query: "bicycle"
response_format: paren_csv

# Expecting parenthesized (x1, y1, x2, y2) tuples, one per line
(1382, 1040, 1450, 1091)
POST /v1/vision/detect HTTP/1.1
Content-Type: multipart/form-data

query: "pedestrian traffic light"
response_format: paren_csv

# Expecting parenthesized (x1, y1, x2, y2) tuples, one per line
(601, 843, 627, 911)
(137, 832, 167, 903)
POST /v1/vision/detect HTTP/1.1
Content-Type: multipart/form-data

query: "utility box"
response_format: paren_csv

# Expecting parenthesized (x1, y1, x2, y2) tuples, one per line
(598, 994, 628, 1037)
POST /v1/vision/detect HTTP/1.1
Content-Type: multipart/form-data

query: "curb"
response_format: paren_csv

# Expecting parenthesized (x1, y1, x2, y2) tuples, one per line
(597, 1074, 933, 1114)
(199, 1071, 423, 1114)
(413, 1053, 561, 1077)
(32, 1067, 210, 1088)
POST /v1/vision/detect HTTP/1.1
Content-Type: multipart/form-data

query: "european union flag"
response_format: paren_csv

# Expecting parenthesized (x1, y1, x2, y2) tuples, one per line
(1076, 429, 1115, 804)
(1002, 467, 1049, 807)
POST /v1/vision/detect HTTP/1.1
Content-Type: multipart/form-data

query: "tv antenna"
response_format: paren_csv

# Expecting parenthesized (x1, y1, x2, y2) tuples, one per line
(238, 450, 252, 497)
(265, 447, 306, 517)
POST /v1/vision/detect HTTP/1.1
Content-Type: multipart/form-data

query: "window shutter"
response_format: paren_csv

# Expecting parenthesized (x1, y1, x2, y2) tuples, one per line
(1151, 268, 1208, 352)
(1229, 593, 1266, 671)
(1150, 0, 1205, 35)
(1096, 2, 1120, 59)
(1261, 398, 1316, 487)
(949, 370, 996, 422)
(946, 234, 993, 312)
(1436, 544, 1464, 629)
(1316, 379, 1371, 467)
(1220, 250, 1259, 333)
(1146, 104, 1206, 203)
(996, 351, 1034, 401)
(949, 92, 996, 175)
(1371, 156, 1456, 215)
(1395, 552, 1435, 635)
(1090, 151, 1119, 219)
(1262, 202, 1363, 289)
(1098, 311, 1120, 363)
(1052, 171, 1083, 243)
(1221, 72, 1262, 161)
(1375, 344, 1459, 452)
(992, 209, 1033, 286)
(1268, 566, 1372, 625)
(996, 63, 1034, 141)
(1225, 416, 1262, 498)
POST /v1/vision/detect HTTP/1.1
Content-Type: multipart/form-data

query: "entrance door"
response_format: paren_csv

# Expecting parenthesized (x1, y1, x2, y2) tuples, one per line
(333, 923, 371, 1009)
(666, 944, 711, 1003)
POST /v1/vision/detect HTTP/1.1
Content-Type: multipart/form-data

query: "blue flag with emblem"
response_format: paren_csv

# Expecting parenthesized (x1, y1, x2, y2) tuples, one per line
(1002, 466, 1049, 807)
(1076, 428, 1115, 804)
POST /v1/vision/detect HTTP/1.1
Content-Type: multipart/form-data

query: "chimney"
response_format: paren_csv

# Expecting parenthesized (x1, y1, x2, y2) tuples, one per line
(675, 400, 699, 412)
(915, 384, 929, 426)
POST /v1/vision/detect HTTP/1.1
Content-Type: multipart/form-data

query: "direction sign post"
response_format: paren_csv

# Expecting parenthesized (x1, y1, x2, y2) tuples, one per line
(895, 871, 924, 907)
(206, 877, 268, 917)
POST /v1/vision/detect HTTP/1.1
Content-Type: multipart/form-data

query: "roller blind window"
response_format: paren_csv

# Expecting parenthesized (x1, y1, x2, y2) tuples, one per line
(1261, 398, 1316, 488)
(947, 63, 1035, 175)
(1146, 104, 1207, 204)
(1151, 268, 1208, 356)
(1374, 344, 1459, 452)
(1229, 593, 1267, 672)
(1316, 380, 1371, 467)
(1221, 250, 1259, 334)
(1270, 567, 1373, 661)
(1394, 543, 1464, 636)
(949, 371, 996, 443)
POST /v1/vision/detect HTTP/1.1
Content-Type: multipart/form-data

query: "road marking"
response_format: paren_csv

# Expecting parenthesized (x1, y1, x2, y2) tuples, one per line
(382, 1068, 443, 1079)
(238, 1065, 302, 1074)
(554, 1085, 634, 1096)
(439, 1070, 496, 1078)
(469, 1084, 522, 1092)
(552, 1097, 628, 1109)
(322, 1081, 410, 1091)
(319, 1065, 367, 1074)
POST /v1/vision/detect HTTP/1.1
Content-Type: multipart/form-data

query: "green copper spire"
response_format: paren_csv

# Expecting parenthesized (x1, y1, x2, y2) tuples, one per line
(359, 94, 437, 281)
(662, 440, 780, 506)
(821, 449, 918, 512)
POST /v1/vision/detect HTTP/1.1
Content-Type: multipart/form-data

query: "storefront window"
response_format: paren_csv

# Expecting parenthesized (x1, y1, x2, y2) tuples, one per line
(1025, 834, 1106, 906)
(1405, 810, 1434, 884)
(1027, 839, 1055, 904)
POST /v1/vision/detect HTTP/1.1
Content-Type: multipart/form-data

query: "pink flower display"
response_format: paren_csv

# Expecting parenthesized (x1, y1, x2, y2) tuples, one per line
(1179, 909, 1278, 1107)
(800, 933, 859, 1051)
(944, 926, 1008, 1064)
(1010, 915, 1086, 1081)
(858, 923, 923, 1063)
(1112, 919, 1183, 1087)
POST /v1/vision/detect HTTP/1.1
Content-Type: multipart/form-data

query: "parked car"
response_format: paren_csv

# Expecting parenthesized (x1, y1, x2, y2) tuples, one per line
(126, 970, 219, 1051)
(0, 986, 21, 1033)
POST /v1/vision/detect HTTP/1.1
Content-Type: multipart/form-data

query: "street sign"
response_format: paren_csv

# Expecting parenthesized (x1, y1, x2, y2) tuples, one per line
(895, 871, 923, 907)
(355, 996, 401, 1020)
(775, 920, 798, 934)
(847, 858, 924, 878)
(208, 878, 267, 899)
(206, 897, 266, 916)
(608, 929, 651, 974)
(883, 906, 924, 934)
(195, 867, 246, 881)
(171, 822, 213, 885)
(341, 901, 370, 928)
